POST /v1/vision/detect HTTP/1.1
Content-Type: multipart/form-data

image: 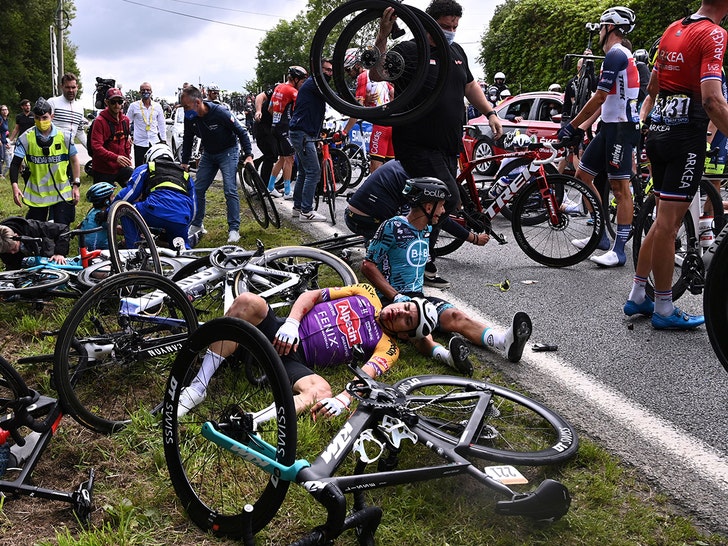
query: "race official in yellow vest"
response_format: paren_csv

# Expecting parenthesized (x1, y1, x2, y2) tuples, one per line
(8, 97, 80, 226)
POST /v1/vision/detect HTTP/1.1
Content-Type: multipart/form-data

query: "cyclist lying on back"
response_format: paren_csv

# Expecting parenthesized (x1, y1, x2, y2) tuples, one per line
(176, 283, 439, 420)
(0, 217, 70, 270)
(361, 178, 533, 371)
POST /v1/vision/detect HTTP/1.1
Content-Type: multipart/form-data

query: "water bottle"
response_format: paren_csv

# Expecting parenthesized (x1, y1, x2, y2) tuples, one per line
(488, 176, 509, 199)
(187, 284, 208, 301)
(699, 216, 714, 249)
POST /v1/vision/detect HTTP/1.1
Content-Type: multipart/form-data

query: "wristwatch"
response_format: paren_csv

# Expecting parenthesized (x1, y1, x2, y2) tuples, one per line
(72, 178, 81, 187)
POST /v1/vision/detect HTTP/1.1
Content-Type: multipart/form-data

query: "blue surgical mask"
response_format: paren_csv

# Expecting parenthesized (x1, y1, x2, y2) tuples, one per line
(443, 30, 456, 45)
(141, 91, 152, 99)
(184, 109, 198, 120)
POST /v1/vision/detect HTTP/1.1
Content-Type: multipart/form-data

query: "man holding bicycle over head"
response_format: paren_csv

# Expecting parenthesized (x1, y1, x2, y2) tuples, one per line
(558, 7, 640, 268)
(624, 0, 728, 329)
(361, 177, 532, 373)
(176, 283, 439, 420)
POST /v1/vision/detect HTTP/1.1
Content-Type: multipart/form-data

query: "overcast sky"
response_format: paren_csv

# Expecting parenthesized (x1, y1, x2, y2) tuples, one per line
(70, 0, 500, 109)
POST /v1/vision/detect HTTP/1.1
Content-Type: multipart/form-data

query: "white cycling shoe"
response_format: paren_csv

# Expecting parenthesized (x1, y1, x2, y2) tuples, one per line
(589, 250, 626, 268)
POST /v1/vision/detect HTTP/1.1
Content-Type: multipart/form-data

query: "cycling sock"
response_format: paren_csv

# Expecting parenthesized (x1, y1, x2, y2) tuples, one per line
(612, 224, 630, 258)
(267, 175, 277, 191)
(654, 289, 674, 317)
(628, 275, 648, 303)
(481, 327, 506, 351)
(284, 179, 291, 194)
(431, 344, 452, 366)
(189, 349, 223, 395)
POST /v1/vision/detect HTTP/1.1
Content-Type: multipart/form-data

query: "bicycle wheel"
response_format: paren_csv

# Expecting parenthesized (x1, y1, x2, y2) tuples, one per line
(107, 200, 162, 275)
(53, 271, 198, 434)
(310, 0, 449, 125)
(0, 353, 31, 422)
(393, 375, 578, 465)
(171, 256, 226, 323)
(164, 318, 297, 538)
(705, 230, 728, 371)
(0, 269, 70, 297)
(238, 163, 269, 229)
(511, 174, 603, 267)
(245, 162, 280, 229)
(233, 246, 358, 316)
(343, 143, 369, 188)
(330, 147, 352, 196)
(494, 159, 559, 224)
(632, 180, 724, 301)
(322, 157, 337, 224)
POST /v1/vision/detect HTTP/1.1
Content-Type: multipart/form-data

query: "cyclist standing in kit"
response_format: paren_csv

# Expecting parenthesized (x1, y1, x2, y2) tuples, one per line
(176, 283, 439, 419)
(558, 7, 641, 268)
(371, 0, 503, 289)
(361, 177, 532, 371)
(624, 0, 728, 329)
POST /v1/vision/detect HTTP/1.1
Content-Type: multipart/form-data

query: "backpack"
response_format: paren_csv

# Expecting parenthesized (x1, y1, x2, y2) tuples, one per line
(87, 116, 130, 160)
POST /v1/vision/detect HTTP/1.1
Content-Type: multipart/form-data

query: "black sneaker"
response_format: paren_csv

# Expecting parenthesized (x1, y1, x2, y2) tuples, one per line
(448, 335, 473, 376)
(506, 312, 532, 363)
(424, 272, 451, 288)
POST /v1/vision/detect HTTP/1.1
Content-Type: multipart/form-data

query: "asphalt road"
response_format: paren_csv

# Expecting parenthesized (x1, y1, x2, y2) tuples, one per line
(270, 180, 728, 536)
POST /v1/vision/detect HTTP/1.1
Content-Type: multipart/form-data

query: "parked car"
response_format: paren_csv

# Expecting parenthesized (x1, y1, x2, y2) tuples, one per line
(167, 105, 185, 163)
(463, 91, 563, 175)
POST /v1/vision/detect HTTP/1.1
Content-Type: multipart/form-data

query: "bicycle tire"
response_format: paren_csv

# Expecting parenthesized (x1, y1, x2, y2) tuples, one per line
(107, 200, 162, 275)
(632, 180, 724, 301)
(233, 246, 358, 316)
(494, 158, 559, 224)
(238, 163, 269, 229)
(0, 353, 31, 419)
(393, 375, 579, 465)
(310, 1, 449, 125)
(571, 61, 595, 119)
(171, 256, 226, 322)
(164, 317, 297, 538)
(74, 257, 182, 291)
(53, 271, 198, 434)
(0, 269, 70, 297)
(246, 163, 280, 229)
(330, 147, 352, 196)
(511, 174, 603, 267)
(343, 143, 369, 188)
(322, 157, 337, 224)
(704, 229, 728, 371)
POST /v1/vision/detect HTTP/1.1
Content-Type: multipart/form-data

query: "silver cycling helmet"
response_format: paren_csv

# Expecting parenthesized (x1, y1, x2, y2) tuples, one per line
(145, 143, 174, 163)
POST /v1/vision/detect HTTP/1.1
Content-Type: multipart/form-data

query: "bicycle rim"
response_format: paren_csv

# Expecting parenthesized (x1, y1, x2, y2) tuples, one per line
(323, 159, 337, 224)
(0, 269, 70, 297)
(393, 375, 578, 465)
(495, 159, 558, 224)
(238, 164, 269, 229)
(53, 271, 198, 434)
(164, 318, 296, 538)
(247, 163, 280, 229)
(107, 200, 162, 275)
(343, 144, 369, 188)
(330, 147, 352, 196)
(705, 231, 728, 371)
(511, 174, 603, 267)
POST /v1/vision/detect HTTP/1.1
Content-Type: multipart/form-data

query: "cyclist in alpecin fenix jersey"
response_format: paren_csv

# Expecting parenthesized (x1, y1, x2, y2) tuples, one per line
(624, 0, 728, 330)
(176, 283, 440, 420)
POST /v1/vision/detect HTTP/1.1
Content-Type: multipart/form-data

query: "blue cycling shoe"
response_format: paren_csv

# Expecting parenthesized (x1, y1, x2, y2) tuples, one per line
(623, 298, 654, 317)
(651, 307, 705, 330)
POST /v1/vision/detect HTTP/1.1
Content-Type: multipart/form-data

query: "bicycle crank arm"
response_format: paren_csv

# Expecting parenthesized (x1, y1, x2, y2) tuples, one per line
(200, 421, 309, 482)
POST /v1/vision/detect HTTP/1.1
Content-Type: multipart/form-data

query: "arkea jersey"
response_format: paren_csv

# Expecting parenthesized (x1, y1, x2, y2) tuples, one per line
(270, 83, 298, 127)
(597, 43, 640, 123)
(650, 16, 727, 126)
(299, 284, 399, 374)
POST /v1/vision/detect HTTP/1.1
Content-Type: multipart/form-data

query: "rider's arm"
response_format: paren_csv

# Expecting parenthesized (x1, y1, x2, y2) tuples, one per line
(361, 258, 399, 301)
(465, 80, 503, 140)
(703, 78, 728, 138)
(369, 7, 397, 82)
(254, 91, 266, 122)
(639, 71, 658, 122)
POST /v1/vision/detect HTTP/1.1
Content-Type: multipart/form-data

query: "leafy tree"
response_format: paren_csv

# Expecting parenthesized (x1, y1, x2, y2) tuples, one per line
(0, 0, 80, 111)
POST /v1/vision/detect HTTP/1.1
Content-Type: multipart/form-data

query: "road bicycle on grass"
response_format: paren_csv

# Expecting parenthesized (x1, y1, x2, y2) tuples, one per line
(162, 318, 578, 544)
(238, 161, 281, 229)
(52, 244, 357, 434)
(312, 132, 352, 224)
(0, 354, 94, 521)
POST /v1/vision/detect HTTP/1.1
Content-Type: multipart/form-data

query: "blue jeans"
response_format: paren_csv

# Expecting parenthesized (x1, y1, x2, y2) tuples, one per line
(192, 145, 240, 231)
(290, 129, 320, 214)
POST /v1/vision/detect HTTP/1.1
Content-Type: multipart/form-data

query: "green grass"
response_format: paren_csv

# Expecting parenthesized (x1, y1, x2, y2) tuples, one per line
(0, 177, 726, 545)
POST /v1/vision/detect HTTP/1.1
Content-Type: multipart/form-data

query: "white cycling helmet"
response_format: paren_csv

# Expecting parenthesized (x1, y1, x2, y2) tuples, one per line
(145, 143, 174, 163)
(410, 297, 438, 339)
(494, 72, 506, 83)
(513, 134, 532, 149)
(600, 6, 635, 34)
(499, 89, 511, 100)
(343, 48, 359, 69)
(548, 83, 562, 93)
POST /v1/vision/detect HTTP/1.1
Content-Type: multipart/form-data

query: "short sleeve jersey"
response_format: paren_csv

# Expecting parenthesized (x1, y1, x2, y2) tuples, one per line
(299, 284, 399, 373)
(596, 43, 640, 123)
(365, 216, 430, 297)
(356, 70, 391, 107)
(650, 16, 727, 126)
(269, 83, 298, 127)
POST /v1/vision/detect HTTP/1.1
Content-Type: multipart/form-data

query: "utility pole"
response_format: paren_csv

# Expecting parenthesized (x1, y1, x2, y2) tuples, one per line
(51, 0, 68, 94)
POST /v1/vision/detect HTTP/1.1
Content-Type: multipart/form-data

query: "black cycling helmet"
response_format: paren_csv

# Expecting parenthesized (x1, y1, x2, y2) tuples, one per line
(288, 66, 308, 80)
(86, 182, 115, 206)
(648, 37, 661, 68)
(33, 97, 52, 116)
(633, 48, 648, 64)
(402, 177, 451, 205)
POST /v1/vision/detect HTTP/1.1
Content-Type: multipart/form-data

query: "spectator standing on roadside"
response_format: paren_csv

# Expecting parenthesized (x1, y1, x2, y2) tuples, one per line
(9, 99, 34, 143)
(254, 86, 279, 186)
(624, 0, 728, 330)
(180, 86, 254, 243)
(89, 88, 133, 185)
(48, 73, 86, 150)
(8, 98, 80, 226)
(268, 66, 308, 198)
(126, 82, 167, 167)
(0, 105, 9, 178)
(371, 0, 503, 288)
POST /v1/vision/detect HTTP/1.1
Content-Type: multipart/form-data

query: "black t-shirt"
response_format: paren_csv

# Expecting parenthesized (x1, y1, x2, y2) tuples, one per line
(391, 41, 473, 157)
(14, 112, 34, 136)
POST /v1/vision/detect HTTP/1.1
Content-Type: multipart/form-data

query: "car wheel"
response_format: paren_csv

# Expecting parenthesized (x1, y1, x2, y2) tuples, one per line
(474, 137, 498, 176)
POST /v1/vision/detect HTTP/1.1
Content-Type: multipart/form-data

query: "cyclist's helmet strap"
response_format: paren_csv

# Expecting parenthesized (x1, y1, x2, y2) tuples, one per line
(409, 297, 438, 339)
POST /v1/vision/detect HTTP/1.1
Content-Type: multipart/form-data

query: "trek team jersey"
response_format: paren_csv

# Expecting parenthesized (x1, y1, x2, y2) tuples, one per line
(269, 83, 298, 128)
(649, 15, 727, 127)
(596, 43, 640, 123)
(299, 284, 399, 374)
(365, 216, 431, 297)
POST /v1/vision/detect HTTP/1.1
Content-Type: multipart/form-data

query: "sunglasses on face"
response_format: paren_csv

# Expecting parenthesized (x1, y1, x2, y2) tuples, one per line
(109, 99, 124, 105)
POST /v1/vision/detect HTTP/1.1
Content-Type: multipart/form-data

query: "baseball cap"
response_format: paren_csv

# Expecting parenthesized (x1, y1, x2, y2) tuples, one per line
(106, 88, 124, 100)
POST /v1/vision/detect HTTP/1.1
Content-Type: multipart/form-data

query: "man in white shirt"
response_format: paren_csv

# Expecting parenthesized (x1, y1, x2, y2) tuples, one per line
(126, 81, 167, 166)
(48, 73, 86, 149)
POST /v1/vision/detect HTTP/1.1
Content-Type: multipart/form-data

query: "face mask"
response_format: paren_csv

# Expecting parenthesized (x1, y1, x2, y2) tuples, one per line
(141, 91, 152, 99)
(442, 29, 456, 45)
(35, 118, 52, 132)
(184, 109, 198, 120)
